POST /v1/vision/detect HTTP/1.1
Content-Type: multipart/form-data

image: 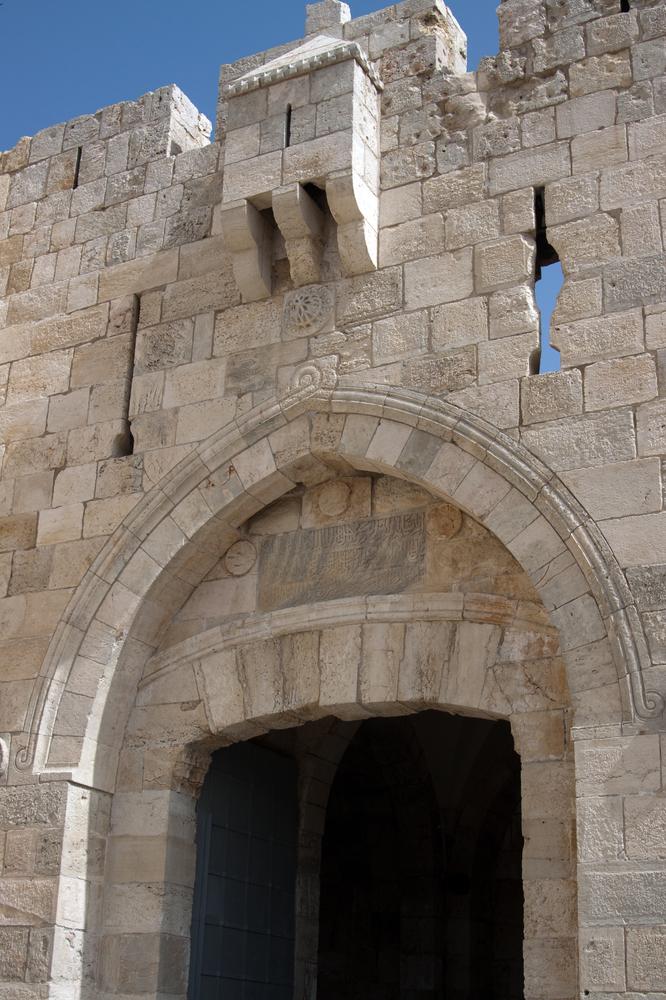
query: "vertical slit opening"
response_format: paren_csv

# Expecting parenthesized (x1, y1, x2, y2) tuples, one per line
(285, 104, 293, 148)
(533, 187, 562, 375)
(114, 294, 140, 457)
(73, 146, 82, 189)
(620, 0, 630, 11)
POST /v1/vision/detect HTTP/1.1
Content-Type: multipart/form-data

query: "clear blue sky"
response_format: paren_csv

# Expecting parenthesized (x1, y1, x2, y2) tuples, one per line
(0, 0, 500, 151)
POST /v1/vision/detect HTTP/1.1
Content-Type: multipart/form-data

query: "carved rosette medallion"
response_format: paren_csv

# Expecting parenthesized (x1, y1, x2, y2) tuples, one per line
(283, 285, 334, 337)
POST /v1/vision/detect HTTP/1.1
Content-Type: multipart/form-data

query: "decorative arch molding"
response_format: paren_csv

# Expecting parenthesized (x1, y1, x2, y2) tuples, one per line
(16, 382, 663, 786)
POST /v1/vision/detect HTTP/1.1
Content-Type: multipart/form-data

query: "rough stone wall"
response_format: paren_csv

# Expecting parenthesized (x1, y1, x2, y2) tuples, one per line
(0, 0, 665, 996)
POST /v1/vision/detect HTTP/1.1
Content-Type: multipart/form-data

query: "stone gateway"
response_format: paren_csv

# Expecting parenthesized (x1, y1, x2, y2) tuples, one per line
(0, 1, 665, 998)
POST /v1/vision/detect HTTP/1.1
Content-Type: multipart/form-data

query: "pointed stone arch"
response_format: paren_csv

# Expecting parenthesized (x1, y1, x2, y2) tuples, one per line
(15, 382, 663, 790)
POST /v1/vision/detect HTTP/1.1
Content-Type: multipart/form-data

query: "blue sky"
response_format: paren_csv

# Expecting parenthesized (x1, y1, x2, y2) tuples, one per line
(0, 0, 500, 151)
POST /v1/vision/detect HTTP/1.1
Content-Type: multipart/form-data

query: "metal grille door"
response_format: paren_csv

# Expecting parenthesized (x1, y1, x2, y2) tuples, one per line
(189, 742, 298, 1000)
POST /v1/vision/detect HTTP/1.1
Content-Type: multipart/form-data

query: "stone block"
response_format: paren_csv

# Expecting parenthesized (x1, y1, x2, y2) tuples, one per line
(6, 350, 72, 406)
(552, 308, 643, 366)
(0, 927, 29, 980)
(501, 188, 535, 234)
(70, 335, 132, 389)
(37, 503, 84, 545)
(404, 249, 472, 309)
(0, 399, 48, 442)
(628, 112, 666, 162)
(445, 200, 501, 250)
(584, 354, 657, 412)
(602, 511, 666, 566)
(577, 795, 624, 862)
(422, 165, 486, 213)
(580, 926, 626, 993)
(379, 182, 422, 227)
(590, 10, 639, 52)
(580, 868, 666, 924)
(98, 249, 179, 302)
(636, 398, 666, 457)
(604, 255, 666, 313)
(0, 513, 37, 552)
(520, 370, 582, 425)
(489, 285, 538, 339)
(625, 797, 666, 861)
(401, 347, 476, 394)
(562, 457, 661, 520)
(162, 359, 226, 409)
(53, 464, 97, 506)
(600, 155, 666, 210)
(379, 213, 445, 266)
(550, 213, 620, 274)
(478, 332, 537, 385)
(577, 734, 660, 797)
(474, 236, 534, 292)
(6, 162, 49, 211)
(488, 143, 571, 196)
(12, 471, 53, 515)
(524, 937, 577, 999)
(572, 125, 628, 175)
(381, 142, 436, 188)
(626, 927, 666, 991)
(432, 296, 487, 349)
(447, 380, 519, 429)
(533, 26, 585, 74)
(498, 0, 547, 48)
(372, 310, 429, 365)
(520, 409, 636, 471)
(570, 52, 632, 98)
(620, 203, 663, 259)
(472, 118, 521, 160)
(633, 40, 666, 83)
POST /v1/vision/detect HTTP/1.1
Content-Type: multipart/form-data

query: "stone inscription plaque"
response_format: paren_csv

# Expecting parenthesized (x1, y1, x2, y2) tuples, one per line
(258, 512, 425, 611)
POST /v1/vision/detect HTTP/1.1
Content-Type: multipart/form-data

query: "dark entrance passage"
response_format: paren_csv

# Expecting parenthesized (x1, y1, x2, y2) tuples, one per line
(189, 711, 523, 1000)
(317, 714, 523, 1000)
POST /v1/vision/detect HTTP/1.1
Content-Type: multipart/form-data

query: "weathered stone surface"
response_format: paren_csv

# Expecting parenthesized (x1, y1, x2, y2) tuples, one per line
(1, 8, 666, 996)
(521, 409, 636, 471)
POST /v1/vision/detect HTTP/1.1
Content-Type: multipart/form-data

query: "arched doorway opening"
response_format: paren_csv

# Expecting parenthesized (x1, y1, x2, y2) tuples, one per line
(188, 711, 523, 1000)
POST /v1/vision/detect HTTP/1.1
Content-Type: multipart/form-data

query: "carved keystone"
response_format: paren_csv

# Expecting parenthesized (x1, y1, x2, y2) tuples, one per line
(273, 184, 325, 287)
(218, 199, 272, 302)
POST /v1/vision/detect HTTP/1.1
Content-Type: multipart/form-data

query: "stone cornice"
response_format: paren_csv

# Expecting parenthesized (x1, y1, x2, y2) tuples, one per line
(224, 39, 384, 97)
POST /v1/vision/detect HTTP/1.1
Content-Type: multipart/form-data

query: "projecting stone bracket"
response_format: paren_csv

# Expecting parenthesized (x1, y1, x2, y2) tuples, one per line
(272, 183, 325, 288)
(217, 199, 273, 302)
(327, 169, 379, 276)
(219, 32, 382, 300)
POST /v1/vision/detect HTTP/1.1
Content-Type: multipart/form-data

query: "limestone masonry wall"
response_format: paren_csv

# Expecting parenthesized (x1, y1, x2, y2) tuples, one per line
(1, 0, 666, 996)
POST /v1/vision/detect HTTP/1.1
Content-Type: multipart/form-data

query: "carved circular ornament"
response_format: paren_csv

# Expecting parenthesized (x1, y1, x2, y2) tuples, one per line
(284, 285, 333, 335)
(318, 481, 351, 517)
(224, 540, 257, 577)
(286, 361, 338, 397)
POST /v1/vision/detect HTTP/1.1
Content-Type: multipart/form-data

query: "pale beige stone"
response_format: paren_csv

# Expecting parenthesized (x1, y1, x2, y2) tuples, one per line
(584, 354, 657, 412)
(37, 503, 84, 545)
(562, 458, 662, 520)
